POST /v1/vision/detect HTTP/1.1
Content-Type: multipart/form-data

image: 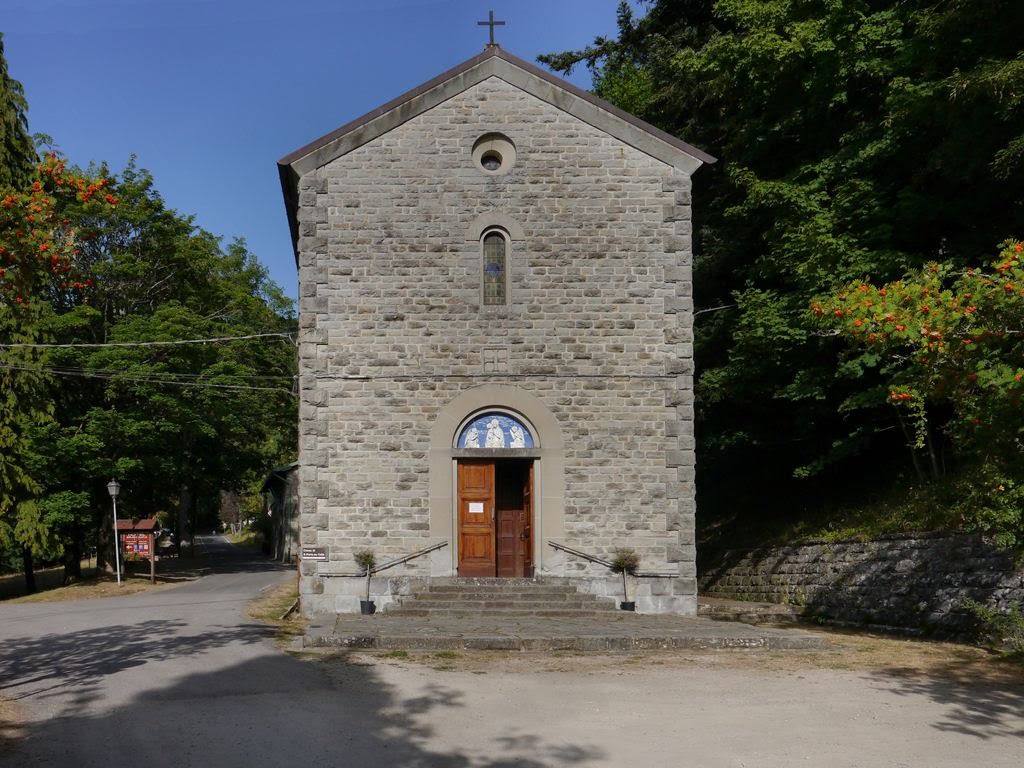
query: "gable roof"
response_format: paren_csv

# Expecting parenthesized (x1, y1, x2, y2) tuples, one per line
(278, 45, 716, 258)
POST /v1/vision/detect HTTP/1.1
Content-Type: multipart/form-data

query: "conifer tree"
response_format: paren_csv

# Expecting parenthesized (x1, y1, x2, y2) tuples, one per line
(0, 34, 36, 190)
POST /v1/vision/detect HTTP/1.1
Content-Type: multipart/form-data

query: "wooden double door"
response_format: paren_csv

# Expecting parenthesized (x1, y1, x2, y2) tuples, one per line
(457, 459, 533, 577)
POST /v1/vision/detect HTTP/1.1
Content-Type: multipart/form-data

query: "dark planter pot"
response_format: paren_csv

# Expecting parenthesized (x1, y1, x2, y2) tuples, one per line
(619, 601, 636, 611)
(360, 600, 376, 615)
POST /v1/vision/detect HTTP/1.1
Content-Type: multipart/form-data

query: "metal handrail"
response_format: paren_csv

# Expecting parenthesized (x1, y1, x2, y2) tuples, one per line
(547, 539, 677, 578)
(318, 540, 449, 578)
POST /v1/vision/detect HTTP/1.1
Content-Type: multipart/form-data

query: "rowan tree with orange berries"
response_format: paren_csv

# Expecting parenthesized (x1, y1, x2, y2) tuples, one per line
(0, 154, 117, 587)
(821, 240, 1024, 545)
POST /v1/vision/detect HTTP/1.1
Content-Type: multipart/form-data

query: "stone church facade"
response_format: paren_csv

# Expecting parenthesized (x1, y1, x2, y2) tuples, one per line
(278, 46, 714, 615)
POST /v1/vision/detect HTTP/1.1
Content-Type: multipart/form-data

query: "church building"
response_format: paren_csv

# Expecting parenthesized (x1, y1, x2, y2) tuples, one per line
(278, 42, 714, 615)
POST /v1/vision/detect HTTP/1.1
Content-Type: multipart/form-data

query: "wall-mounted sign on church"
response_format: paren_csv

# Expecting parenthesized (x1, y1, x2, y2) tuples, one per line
(278, 41, 714, 615)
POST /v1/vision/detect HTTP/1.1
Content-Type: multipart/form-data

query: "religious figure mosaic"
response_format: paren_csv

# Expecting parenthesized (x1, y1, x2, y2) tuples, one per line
(457, 412, 534, 449)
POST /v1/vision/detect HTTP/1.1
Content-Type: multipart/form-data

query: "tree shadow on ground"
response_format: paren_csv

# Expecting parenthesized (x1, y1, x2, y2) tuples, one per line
(3, 646, 605, 767)
(868, 662, 1024, 741)
(0, 618, 274, 715)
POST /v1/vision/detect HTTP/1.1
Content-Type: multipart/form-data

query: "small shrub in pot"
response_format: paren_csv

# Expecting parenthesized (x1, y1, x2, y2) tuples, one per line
(609, 548, 640, 611)
(354, 549, 377, 614)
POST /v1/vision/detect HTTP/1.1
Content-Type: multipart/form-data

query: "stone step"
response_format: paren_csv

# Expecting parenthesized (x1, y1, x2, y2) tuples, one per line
(425, 583, 580, 595)
(397, 598, 615, 611)
(430, 577, 562, 586)
(385, 578, 620, 618)
(413, 589, 591, 600)
(405, 596, 614, 607)
(387, 607, 622, 618)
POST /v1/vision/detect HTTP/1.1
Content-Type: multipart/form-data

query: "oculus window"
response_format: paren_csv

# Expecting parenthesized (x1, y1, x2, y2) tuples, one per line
(472, 133, 516, 176)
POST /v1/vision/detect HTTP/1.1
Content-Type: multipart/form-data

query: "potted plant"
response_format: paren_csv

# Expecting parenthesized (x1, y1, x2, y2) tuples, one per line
(609, 548, 640, 611)
(354, 549, 376, 614)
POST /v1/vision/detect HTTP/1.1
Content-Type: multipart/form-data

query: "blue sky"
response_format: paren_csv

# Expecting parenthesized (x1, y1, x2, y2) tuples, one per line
(4, 0, 642, 301)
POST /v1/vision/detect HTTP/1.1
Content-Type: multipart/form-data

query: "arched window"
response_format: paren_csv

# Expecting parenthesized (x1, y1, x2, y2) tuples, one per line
(482, 229, 508, 305)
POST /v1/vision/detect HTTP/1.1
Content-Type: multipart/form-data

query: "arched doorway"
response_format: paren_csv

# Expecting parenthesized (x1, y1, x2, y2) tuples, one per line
(455, 412, 535, 577)
(427, 386, 565, 578)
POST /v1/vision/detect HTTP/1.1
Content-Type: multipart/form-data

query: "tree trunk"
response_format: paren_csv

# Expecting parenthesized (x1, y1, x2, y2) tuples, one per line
(176, 481, 190, 557)
(895, 410, 926, 483)
(62, 537, 82, 585)
(22, 545, 36, 594)
(926, 424, 942, 479)
(96, 519, 112, 571)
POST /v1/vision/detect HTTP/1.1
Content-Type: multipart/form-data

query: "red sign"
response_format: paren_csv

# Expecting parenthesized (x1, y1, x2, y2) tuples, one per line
(122, 532, 152, 559)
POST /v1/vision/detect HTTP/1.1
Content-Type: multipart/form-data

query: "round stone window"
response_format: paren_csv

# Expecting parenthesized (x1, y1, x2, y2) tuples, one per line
(472, 133, 516, 176)
(481, 151, 502, 171)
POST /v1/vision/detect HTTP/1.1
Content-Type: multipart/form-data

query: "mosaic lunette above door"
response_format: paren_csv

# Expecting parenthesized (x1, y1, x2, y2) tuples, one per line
(457, 412, 534, 449)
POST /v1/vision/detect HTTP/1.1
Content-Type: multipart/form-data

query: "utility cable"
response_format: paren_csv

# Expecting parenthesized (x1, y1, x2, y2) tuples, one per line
(0, 332, 295, 349)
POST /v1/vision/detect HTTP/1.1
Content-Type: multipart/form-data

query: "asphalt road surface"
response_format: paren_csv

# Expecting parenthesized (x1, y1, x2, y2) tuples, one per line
(1, 537, 1022, 768)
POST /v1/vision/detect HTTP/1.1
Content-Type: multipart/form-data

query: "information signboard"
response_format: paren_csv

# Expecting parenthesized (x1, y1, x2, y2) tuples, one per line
(301, 547, 328, 562)
(122, 532, 152, 558)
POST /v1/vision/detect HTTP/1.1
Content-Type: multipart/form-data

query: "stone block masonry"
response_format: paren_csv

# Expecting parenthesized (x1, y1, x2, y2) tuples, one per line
(700, 533, 1024, 636)
(294, 76, 699, 616)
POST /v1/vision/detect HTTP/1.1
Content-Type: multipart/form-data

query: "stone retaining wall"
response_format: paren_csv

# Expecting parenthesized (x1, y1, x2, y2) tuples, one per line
(699, 534, 1024, 635)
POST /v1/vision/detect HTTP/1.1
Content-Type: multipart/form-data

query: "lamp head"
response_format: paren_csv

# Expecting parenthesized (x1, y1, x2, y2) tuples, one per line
(106, 479, 121, 499)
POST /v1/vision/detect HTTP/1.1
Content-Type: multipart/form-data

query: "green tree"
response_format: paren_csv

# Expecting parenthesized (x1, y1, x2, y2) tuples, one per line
(821, 240, 1024, 546)
(544, 0, 1024, 529)
(2, 155, 295, 589)
(0, 33, 36, 189)
(39, 161, 296, 567)
(1, 155, 116, 590)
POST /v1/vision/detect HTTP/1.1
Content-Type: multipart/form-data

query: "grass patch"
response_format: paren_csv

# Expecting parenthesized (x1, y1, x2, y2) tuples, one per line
(0, 694, 22, 751)
(225, 530, 264, 550)
(1, 562, 99, 601)
(433, 651, 459, 660)
(0, 559, 203, 604)
(247, 579, 306, 646)
(699, 474, 982, 560)
(382, 650, 410, 659)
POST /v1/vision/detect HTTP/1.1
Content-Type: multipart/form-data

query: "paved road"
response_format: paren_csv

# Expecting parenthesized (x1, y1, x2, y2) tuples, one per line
(2, 538, 1022, 767)
(0, 535, 315, 767)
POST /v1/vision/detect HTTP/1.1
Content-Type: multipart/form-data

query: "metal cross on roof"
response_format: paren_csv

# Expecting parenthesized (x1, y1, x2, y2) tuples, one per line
(477, 10, 506, 46)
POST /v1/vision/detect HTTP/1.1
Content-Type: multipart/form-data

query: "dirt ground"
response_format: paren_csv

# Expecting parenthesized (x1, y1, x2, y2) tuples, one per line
(305, 632, 1024, 767)
(344, 627, 1023, 685)
(3, 569, 1020, 766)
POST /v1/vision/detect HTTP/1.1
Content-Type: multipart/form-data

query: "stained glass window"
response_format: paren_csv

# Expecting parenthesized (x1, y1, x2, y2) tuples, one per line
(483, 231, 507, 305)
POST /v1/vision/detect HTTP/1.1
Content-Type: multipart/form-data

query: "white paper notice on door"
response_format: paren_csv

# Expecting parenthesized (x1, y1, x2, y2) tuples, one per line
(469, 502, 485, 514)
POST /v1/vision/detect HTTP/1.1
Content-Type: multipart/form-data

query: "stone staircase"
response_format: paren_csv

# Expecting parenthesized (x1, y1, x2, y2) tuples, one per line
(384, 577, 618, 618)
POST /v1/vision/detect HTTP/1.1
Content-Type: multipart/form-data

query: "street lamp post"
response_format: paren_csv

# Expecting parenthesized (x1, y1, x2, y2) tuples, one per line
(107, 479, 122, 586)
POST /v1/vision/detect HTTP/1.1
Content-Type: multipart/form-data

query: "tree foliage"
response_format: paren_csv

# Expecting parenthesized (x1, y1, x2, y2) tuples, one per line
(0, 33, 35, 189)
(544, 1, 1024, 542)
(822, 241, 1024, 544)
(0, 155, 117, 585)
(0, 46, 296, 587)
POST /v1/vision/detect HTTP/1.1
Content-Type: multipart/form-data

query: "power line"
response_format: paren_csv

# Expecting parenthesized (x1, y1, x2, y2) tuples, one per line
(42, 365, 295, 382)
(0, 332, 296, 349)
(0, 363, 295, 394)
